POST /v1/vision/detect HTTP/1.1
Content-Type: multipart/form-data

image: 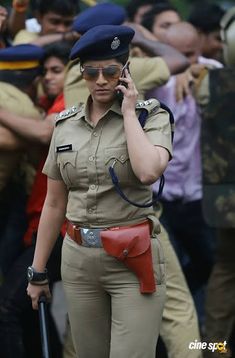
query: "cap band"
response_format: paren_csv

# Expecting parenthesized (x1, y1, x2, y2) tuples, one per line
(0, 60, 40, 70)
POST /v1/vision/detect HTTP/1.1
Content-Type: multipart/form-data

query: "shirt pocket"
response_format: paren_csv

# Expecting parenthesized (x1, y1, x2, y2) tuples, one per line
(105, 147, 136, 184)
(57, 151, 78, 187)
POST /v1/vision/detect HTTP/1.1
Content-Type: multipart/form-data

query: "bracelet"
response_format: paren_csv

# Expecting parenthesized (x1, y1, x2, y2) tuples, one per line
(12, 0, 29, 13)
(29, 279, 49, 286)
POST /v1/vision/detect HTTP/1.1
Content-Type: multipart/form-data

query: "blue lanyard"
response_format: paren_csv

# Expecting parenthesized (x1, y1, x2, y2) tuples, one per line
(109, 102, 174, 208)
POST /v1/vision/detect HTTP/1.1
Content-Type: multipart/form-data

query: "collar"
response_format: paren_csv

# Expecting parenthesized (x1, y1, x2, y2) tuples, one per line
(71, 96, 123, 124)
(109, 99, 122, 116)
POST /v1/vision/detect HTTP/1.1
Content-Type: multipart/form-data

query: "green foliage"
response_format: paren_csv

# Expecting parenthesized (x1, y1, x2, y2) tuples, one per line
(171, 0, 191, 18)
(1, 0, 11, 7)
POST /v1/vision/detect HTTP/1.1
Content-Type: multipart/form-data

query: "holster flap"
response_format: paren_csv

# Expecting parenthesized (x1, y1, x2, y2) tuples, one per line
(100, 222, 156, 293)
(100, 223, 150, 260)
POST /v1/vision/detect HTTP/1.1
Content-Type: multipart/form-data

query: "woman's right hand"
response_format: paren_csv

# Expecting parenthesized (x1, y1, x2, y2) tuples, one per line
(27, 283, 51, 310)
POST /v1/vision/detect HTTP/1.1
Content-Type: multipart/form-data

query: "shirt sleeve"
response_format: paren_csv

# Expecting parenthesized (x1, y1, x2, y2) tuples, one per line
(144, 107, 173, 158)
(42, 127, 62, 180)
(130, 57, 170, 99)
(13, 30, 39, 45)
(64, 63, 89, 107)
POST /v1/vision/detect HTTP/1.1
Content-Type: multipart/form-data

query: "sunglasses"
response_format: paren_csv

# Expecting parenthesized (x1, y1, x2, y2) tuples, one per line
(80, 65, 122, 81)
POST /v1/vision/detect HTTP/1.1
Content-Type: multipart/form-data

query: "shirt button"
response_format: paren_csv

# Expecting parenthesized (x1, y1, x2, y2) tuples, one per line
(89, 155, 94, 161)
(90, 184, 96, 190)
(120, 155, 125, 161)
(93, 131, 98, 137)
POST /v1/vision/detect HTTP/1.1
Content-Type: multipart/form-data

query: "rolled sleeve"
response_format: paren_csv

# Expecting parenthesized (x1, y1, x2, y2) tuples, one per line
(144, 108, 173, 158)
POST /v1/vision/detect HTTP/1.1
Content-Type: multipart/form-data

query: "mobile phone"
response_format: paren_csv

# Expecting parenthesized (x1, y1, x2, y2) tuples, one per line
(116, 61, 130, 104)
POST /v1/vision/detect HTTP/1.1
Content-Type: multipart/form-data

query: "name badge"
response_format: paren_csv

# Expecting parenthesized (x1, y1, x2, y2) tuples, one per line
(56, 144, 72, 152)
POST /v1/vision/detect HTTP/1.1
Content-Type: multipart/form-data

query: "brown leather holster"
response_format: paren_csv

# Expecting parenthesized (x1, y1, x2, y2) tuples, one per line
(100, 221, 156, 294)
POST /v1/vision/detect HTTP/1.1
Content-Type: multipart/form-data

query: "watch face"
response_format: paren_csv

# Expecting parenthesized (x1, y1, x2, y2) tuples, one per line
(27, 266, 34, 281)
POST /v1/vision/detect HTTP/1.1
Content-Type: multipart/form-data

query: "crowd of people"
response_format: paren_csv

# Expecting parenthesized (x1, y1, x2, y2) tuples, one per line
(0, 0, 234, 357)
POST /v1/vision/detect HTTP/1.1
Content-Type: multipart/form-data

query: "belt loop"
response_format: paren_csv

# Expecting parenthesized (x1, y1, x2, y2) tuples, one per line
(67, 221, 82, 245)
(147, 215, 161, 237)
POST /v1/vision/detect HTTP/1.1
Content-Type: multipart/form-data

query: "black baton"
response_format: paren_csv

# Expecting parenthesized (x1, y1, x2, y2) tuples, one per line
(38, 295, 51, 358)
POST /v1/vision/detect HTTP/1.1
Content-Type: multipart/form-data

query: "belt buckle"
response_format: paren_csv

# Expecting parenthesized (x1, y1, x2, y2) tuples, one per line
(80, 228, 102, 247)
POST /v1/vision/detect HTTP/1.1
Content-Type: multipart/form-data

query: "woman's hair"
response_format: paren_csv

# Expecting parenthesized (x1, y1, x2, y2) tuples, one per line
(141, 3, 179, 32)
(42, 41, 72, 66)
(114, 52, 130, 66)
(80, 52, 129, 67)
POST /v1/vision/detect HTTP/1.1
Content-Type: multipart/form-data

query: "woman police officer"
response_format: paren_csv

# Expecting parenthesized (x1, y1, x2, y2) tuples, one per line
(27, 24, 172, 358)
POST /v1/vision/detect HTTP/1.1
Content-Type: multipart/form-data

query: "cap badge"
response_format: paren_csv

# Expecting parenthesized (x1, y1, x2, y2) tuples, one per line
(111, 37, 120, 50)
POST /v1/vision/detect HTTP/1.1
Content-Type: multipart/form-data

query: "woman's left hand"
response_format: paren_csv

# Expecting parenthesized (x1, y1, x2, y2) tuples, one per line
(115, 69, 138, 116)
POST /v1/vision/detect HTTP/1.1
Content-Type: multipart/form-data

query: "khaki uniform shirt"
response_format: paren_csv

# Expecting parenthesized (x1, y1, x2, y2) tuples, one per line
(43, 98, 172, 228)
(0, 82, 41, 192)
(13, 30, 39, 45)
(64, 57, 170, 107)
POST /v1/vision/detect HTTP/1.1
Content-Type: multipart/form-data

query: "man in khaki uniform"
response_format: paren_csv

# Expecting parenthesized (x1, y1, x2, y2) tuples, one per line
(0, 43, 44, 276)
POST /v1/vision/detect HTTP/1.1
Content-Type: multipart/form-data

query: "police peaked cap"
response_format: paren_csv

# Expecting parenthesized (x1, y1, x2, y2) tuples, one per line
(70, 25, 135, 62)
(0, 44, 45, 70)
(72, 3, 127, 34)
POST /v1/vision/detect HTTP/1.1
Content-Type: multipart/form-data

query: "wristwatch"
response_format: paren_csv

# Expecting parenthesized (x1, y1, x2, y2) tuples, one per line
(27, 266, 48, 283)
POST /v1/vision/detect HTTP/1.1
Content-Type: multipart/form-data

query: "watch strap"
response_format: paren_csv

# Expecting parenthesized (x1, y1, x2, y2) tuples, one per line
(27, 266, 48, 282)
(29, 279, 49, 286)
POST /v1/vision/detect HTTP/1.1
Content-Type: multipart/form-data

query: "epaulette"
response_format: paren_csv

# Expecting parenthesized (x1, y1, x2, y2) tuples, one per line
(55, 105, 80, 126)
(136, 99, 160, 115)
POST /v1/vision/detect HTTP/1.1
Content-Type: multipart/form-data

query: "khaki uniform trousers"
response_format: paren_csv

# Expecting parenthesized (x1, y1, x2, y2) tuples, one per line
(62, 225, 202, 358)
(159, 225, 202, 358)
(61, 233, 166, 358)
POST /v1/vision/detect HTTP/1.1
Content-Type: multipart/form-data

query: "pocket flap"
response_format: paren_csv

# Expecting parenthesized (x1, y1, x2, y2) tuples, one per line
(59, 151, 77, 168)
(105, 147, 129, 165)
